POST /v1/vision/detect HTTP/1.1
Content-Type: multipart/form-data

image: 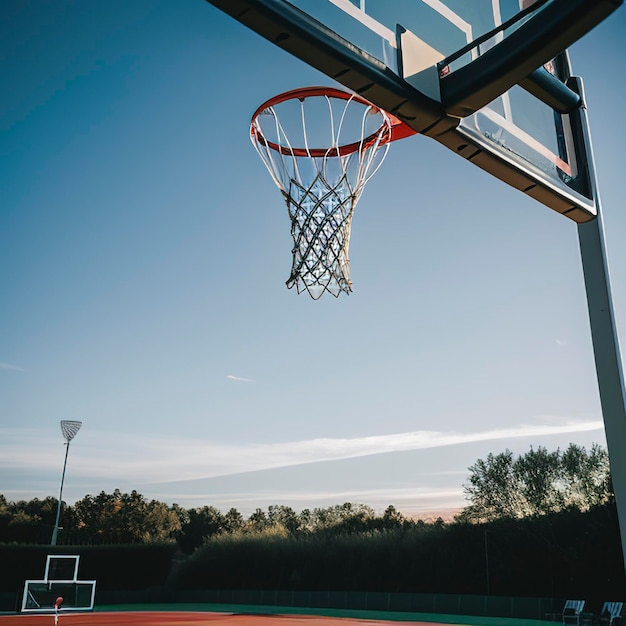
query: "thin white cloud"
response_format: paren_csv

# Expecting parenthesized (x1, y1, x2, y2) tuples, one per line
(0, 418, 604, 487)
(148, 487, 465, 514)
(226, 374, 255, 383)
(0, 362, 25, 371)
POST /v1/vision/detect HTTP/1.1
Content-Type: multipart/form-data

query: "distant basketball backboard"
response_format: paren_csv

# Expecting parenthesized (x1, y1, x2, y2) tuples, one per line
(21, 554, 96, 614)
(207, 0, 623, 222)
(21, 581, 96, 612)
(45, 555, 80, 582)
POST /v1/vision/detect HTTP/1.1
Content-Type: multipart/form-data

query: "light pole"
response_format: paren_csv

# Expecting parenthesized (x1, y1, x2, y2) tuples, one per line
(51, 420, 82, 546)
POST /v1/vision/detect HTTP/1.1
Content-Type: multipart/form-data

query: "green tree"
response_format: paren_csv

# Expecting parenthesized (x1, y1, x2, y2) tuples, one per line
(19, 496, 58, 525)
(267, 505, 300, 533)
(461, 450, 526, 521)
(7, 510, 42, 543)
(247, 508, 269, 532)
(177, 506, 225, 553)
(0, 495, 63, 543)
(381, 505, 407, 529)
(297, 508, 313, 532)
(223, 508, 244, 533)
(311, 502, 376, 532)
(561, 443, 612, 508)
(460, 444, 613, 522)
(71, 489, 180, 544)
(72, 490, 117, 542)
(0, 495, 10, 539)
(141, 498, 181, 542)
(513, 446, 563, 515)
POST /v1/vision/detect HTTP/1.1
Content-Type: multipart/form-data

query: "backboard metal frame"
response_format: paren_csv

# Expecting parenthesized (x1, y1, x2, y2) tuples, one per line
(21, 553, 96, 613)
(438, 0, 621, 116)
(21, 580, 97, 613)
(44, 555, 80, 582)
(206, 0, 623, 222)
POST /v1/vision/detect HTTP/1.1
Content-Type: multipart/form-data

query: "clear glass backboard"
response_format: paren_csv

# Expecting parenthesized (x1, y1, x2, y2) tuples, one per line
(207, 0, 622, 221)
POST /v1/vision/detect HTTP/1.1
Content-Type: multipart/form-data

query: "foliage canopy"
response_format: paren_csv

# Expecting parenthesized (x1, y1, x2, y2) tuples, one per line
(459, 443, 612, 522)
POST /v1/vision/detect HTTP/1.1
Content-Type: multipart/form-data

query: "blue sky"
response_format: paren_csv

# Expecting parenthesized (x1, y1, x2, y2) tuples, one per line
(1, 1, 625, 517)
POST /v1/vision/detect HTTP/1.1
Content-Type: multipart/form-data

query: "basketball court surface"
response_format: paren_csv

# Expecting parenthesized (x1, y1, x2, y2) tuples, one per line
(0, 607, 555, 626)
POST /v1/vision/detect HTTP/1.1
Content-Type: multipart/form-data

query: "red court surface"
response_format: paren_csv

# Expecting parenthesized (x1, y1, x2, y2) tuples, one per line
(0, 614, 452, 626)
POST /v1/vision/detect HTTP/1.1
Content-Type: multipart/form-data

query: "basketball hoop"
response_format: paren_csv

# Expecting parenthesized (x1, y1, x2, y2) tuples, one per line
(251, 87, 415, 299)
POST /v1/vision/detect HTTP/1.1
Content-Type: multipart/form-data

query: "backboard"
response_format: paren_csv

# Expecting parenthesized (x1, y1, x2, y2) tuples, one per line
(21, 581, 96, 612)
(21, 554, 96, 614)
(207, 0, 622, 222)
(44, 555, 80, 582)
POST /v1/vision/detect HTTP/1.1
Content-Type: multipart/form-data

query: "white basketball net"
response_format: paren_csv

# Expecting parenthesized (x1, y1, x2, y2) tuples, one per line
(60, 420, 82, 442)
(251, 90, 392, 299)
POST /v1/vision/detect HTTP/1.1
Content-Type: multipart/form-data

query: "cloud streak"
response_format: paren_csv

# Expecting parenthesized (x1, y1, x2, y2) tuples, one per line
(0, 418, 604, 487)
(148, 486, 465, 515)
(0, 362, 24, 371)
(226, 374, 255, 383)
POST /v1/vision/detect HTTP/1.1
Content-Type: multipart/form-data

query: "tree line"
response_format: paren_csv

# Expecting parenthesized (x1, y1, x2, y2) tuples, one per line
(171, 502, 623, 600)
(460, 442, 612, 521)
(0, 443, 613, 551)
(0, 490, 409, 550)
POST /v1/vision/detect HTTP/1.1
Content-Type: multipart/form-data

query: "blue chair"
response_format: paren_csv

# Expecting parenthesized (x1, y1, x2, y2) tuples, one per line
(562, 600, 585, 626)
(599, 601, 623, 626)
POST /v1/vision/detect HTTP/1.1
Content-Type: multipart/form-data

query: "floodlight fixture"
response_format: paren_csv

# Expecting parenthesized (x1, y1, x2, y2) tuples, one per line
(61, 420, 82, 443)
(51, 420, 82, 546)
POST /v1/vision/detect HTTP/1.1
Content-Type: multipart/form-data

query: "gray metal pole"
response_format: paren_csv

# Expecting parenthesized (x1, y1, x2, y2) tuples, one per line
(571, 76, 626, 573)
(578, 214, 626, 571)
(51, 442, 70, 546)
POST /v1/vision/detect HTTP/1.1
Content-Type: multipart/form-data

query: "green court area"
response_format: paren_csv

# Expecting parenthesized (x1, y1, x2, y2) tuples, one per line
(94, 603, 557, 626)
